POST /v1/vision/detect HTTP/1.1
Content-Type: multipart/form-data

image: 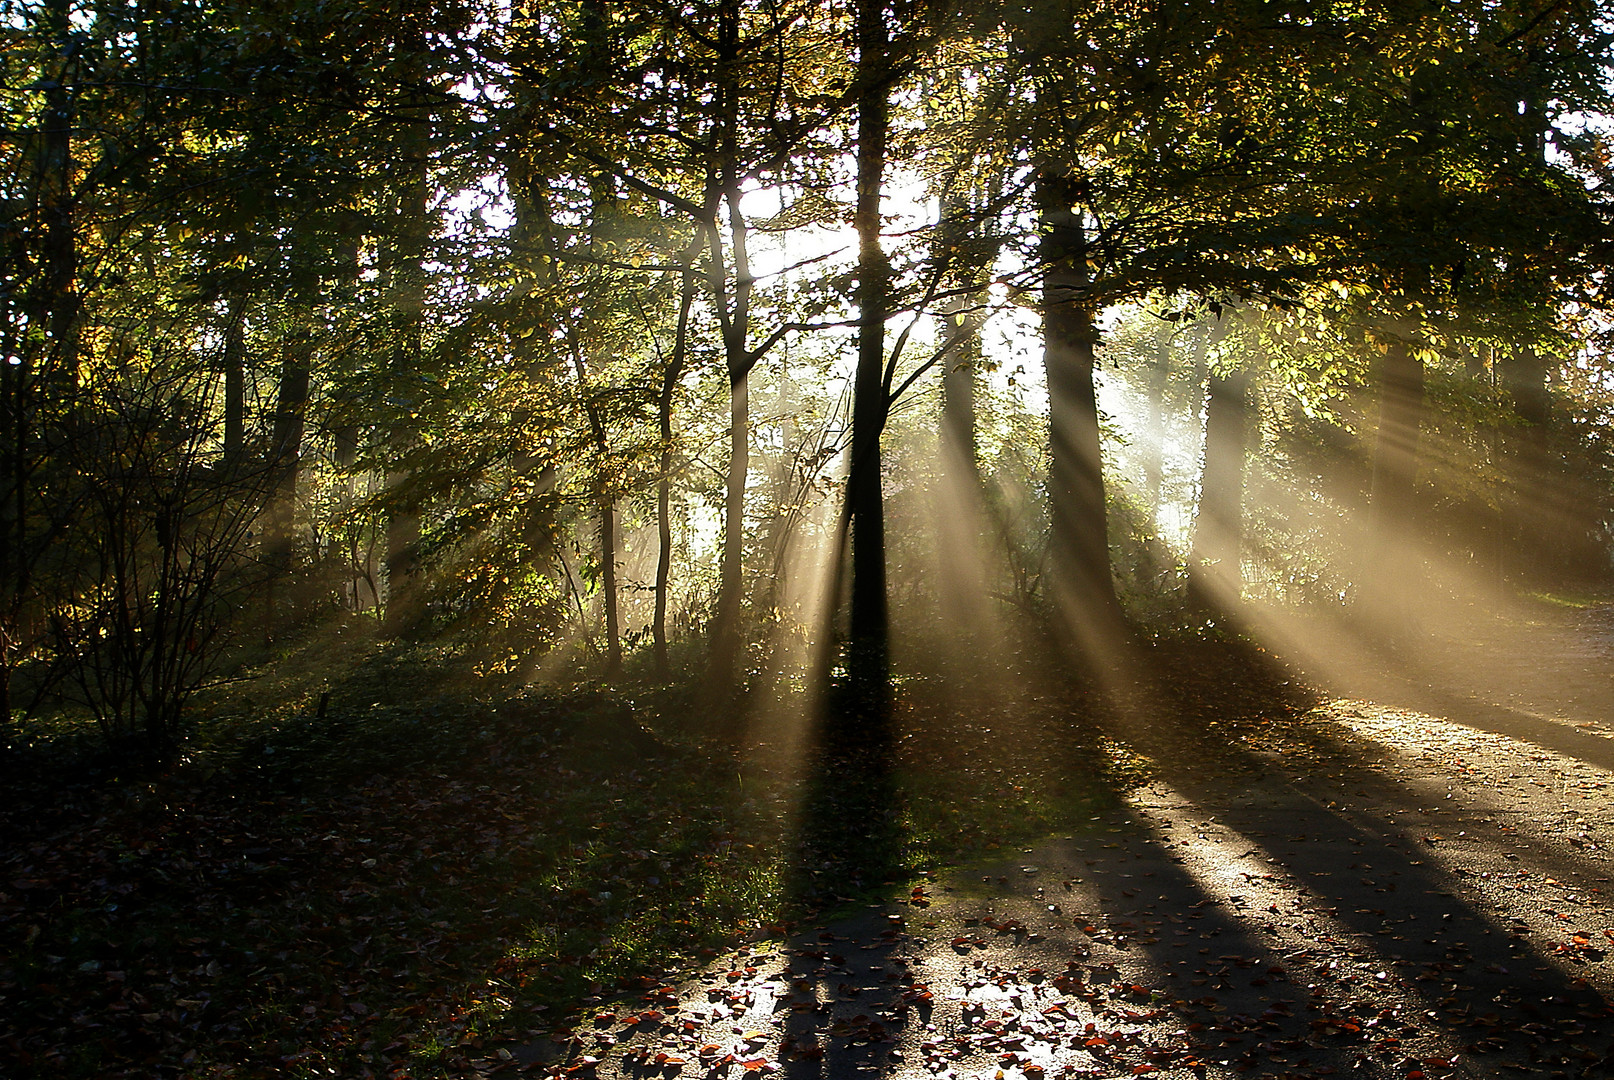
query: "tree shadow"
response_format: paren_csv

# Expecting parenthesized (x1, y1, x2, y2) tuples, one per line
(490, 628, 1614, 1078)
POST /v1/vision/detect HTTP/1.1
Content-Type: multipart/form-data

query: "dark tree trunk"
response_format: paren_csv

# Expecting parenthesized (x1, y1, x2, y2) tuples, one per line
(1141, 329, 1170, 523)
(566, 332, 620, 675)
(1502, 346, 1553, 582)
(1037, 169, 1119, 648)
(222, 293, 247, 465)
(0, 306, 23, 751)
(1368, 339, 1425, 542)
(264, 343, 311, 580)
(654, 470, 674, 677)
(1189, 340, 1250, 613)
(654, 249, 699, 680)
(844, 0, 891, 704)
(938, 194, 981, 489)
(1364, 337, 1425, 624)
(940, 326, 976, 480)
(599, 500, 622, 675)
(381, 25, 430, 638)
(710, 365, 749, 679)
(706, 2, 754, 694)
(36, 0, 79, 385)
(934, 190, 991, 636)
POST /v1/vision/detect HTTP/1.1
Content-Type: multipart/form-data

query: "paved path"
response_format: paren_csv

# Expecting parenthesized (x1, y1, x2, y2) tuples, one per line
(507, 602, 1614, 1080)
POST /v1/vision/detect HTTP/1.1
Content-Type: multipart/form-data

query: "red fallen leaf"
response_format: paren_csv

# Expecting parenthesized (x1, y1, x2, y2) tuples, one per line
(653, 1052, 686, 1065)
(740, 1058, 771, 1071)
(1132, 1067, 1158, 1075)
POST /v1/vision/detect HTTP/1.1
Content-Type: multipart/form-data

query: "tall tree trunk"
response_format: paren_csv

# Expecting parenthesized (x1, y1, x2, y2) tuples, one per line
(381, 66, 430, 637)
(1037, 169, 1119, 649)
(1501, 346, 1552, 583)
(938, 193, 981, 489)
(1188, 323, 1250, 613)
(0, 312, 18, 750)
(711, 364, 749, 678)
(599, 501, 622, 674)
(567, 335, 620, 674)
(264, 343, 311, 576)
(222, 293, 247, 465)
(36, 0, 79, 386)
(654, 254, 699, 680)
(706, 2, 754, 694)
(1364, 336, 1425, 625)
(934, 190, 991, 635)
(262, 328, 311, 635)
(844, 0, 891, 704)
(1141, 328, 1170, 523)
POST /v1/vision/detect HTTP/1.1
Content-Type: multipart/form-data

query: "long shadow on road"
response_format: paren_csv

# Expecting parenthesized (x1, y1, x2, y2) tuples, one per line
(523, 635, 1614, 1079)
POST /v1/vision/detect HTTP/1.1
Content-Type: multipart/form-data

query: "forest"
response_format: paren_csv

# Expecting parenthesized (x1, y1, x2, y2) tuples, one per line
(4, 0, 1614, 1077)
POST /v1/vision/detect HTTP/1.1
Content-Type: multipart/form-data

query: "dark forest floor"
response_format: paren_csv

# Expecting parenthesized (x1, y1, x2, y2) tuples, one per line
(3, 595, 1612, 1079)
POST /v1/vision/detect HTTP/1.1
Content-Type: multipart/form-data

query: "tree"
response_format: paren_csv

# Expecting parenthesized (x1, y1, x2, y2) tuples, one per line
(1188, 312, 1250, 613)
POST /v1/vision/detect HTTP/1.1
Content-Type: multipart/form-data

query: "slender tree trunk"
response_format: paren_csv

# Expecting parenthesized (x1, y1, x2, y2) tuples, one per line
(506, 163, 574, 629)
(1037, 169, 1119, 648)
(37, 0, 79, 387)
(706, 5, 754, 693)
(383, 492, 421, 631)
(0, 308, 21, 749)
(1368, 339, 1425, 541)
(1189, 330, 1250, 613)
(940, 325, 977, 480)
(1502, 346, 1551, 582)
(1141, 329, 1170, 523)
(934, 191, 990, 636)
(222, 293, 247, 465)
(938, 194, 980, 489)
(711, 365, 749, 677)
(1364, 336, 1425, 625)
(565, 329, 620, 674)
(654, 472, 674, 677)
(599, 500, 622, 675)
(264, 342, 311, 575)
(381, 23, 430, 637)
(844, 0, 891, 704)
(4, 0, 78, 744)
(654, 256, 698, 679)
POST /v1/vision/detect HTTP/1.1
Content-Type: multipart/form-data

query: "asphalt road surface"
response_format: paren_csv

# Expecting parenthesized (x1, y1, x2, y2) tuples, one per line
(511, 600, 1614, 1080)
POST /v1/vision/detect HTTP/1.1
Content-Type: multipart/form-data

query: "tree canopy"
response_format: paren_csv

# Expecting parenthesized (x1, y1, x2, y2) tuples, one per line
(1, 0, 1612, 758)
